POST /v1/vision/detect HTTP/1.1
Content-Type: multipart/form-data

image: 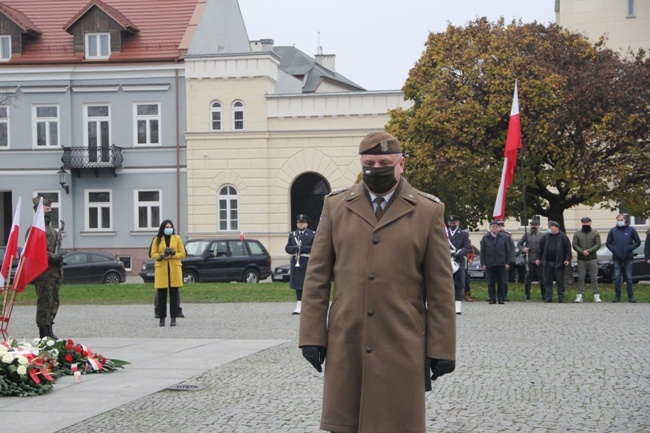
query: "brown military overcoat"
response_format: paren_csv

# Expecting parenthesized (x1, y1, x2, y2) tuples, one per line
(299, 179, 456, 433)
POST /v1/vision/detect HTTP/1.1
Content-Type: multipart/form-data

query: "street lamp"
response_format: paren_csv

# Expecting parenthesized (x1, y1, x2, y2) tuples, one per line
(58, 166, 69, 194)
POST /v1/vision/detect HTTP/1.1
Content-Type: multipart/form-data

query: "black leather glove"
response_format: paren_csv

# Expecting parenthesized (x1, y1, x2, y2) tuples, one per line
(49, 254, 63, 266)
(302, 346, 326, 373)
(430, 358, 455, 381)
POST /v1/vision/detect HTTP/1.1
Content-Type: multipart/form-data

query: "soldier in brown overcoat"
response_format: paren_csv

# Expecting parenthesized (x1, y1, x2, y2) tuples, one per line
(299, 132, 457, 433)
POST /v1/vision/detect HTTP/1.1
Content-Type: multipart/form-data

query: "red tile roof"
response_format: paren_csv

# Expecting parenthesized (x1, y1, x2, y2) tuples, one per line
(0, 3, 41, 36)
(0, 0, 202, 64)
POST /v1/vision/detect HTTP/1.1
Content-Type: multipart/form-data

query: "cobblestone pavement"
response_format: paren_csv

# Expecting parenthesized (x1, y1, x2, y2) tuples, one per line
(7, 301, 650, 433)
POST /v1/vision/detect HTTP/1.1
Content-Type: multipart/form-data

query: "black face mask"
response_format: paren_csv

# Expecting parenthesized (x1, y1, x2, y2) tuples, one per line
(363, 163, 398, 194)
(44, 213, 52, 225)
(581, 225, 592, 233)
(530, 227, 538, 234)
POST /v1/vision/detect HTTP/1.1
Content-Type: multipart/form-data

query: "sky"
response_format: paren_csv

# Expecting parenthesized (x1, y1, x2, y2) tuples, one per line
(238, 0, 557, 90)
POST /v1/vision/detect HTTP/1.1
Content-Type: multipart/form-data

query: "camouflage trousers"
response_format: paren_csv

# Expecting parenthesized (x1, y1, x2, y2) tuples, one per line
(34, 278, 60, 327)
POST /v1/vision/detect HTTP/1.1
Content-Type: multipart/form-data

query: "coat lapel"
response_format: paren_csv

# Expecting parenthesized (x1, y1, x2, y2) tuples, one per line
(345, 180, 419, 230)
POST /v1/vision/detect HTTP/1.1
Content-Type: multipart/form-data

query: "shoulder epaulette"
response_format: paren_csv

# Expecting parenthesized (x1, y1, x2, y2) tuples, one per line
(328, 188, 349, 197)
(417, 191, 441, 203)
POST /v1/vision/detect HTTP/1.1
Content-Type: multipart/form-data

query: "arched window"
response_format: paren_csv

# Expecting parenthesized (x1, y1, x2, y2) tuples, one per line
(218, 185, 239, 231)
(210, 101, 222, 131)
(232, 100, 244, 130)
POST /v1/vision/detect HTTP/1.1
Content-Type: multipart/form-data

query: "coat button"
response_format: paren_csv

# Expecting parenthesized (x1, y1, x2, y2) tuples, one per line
(366, 347, 373, 353)
(372, 239, 379, 244)
(367, 310, 374, 316)
(368, 274, 375, 280)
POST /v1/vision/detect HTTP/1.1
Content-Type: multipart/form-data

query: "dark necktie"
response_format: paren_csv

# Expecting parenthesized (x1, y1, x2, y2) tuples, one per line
(374, 196, 385, 220)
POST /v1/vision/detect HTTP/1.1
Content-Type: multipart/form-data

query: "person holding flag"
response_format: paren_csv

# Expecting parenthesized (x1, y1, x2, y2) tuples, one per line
(18, 197, 62, 339)
(0, 197, 21, 291)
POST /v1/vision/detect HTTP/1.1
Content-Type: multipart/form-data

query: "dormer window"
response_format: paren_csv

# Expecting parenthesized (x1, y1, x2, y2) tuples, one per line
(85, 33, 110, 59)
(0, 35, 11, 61)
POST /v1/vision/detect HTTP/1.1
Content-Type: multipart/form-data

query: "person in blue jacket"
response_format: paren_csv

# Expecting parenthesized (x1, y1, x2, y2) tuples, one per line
(606, 214, 641, 303)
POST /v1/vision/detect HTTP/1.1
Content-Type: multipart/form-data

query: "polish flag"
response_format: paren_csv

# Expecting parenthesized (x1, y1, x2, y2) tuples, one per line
(13, 198, 49, 292)
(493, 82, 522, 220)
(1, 197, 21, 290)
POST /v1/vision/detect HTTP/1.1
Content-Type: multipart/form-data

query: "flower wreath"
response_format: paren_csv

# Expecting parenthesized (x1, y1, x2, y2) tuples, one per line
(0, 337, 128, 397)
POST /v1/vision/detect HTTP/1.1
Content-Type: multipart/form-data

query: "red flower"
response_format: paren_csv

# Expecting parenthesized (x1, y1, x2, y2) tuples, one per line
(64, 354, 73, 362)
(74, 345, 82, 353)
(66, 343, 74, 350)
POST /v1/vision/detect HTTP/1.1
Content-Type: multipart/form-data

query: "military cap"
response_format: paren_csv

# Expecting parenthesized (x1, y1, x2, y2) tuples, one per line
(548, 220, 560, 228)
(447, 215, 461, 223)
(580, 216, 592, 222)
(295, 214, 310, 222)
(359, 131, 402, 155)
(32, 196, 52, 207)
(496, 220, 505, 226)
(530, 219, 540, 225)
(489, 220, 501, 226)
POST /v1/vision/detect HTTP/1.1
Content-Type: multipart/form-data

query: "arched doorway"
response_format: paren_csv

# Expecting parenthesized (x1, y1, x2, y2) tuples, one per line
(290, 173, 330, 231)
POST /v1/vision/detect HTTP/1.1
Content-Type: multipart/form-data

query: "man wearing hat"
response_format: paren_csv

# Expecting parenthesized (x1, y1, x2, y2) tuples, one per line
(299, 131, 456, 433)
(447, 215, 471, 314)
(517, 219, 546, 300)
(480, 221, 511, 304)
(27, 196, 63, 339)
(572, 217, 602, 303)
(496, 220, 516, 301)
(284, 214, 315, 314)
(536, 221, 572, 302)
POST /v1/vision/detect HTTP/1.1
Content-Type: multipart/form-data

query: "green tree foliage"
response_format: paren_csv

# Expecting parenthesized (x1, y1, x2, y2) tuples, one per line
(387, 18, 650, 230)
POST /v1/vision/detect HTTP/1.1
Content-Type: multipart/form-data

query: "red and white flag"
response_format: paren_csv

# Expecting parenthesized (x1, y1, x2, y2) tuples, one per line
(0, 197, 21, 289)
(13, 197, 49, 292)
(493, 82, 522, 220)
(239, 231, 245, 242)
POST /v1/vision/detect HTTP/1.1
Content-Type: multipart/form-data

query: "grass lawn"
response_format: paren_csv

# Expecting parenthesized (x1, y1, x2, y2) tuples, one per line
(3, 280, 649, 306)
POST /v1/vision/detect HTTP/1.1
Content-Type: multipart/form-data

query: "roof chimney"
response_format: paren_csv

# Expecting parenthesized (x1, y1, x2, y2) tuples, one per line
(315, 53, 335, 72)
(250, 38, 274, 52)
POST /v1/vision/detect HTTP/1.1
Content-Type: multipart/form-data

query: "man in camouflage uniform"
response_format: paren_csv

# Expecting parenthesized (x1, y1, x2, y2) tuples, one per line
(28, 196, 63, 339)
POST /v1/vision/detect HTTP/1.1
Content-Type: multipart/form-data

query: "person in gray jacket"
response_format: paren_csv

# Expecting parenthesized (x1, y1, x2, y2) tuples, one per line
(517, 219, 545, 301)
(536, 221, 572, 303)
(572, 216, 602, 303)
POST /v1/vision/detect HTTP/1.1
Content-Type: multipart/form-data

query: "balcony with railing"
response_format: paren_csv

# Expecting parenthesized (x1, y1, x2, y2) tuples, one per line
(61, 146, 124, 176)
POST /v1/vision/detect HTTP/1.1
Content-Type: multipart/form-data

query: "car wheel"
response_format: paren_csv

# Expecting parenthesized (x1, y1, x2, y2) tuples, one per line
(242, 269, 260, 283)
(183, 270, 197, 284)
(103, 272, 121, 284)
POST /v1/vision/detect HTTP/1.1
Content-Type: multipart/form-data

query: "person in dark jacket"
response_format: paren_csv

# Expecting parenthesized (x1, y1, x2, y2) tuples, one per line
(645, 227, 650, 266)
(480, 221, 511, 304)
(284, 214, 316, 314)
(536, 221, 572, 303)
(606, 214, 641, 303)
(517, 219, 545, 301)
(572, 216, 602, 303)
(447, 215, 471, 314)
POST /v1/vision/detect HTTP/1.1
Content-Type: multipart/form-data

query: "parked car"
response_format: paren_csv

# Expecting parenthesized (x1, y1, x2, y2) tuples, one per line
(572, 242, 649, 283)
(272, 264, 291, 282)
(140, 238, 272, 284)
(466, 246, 527, 282)
(62, 251, 127, 284)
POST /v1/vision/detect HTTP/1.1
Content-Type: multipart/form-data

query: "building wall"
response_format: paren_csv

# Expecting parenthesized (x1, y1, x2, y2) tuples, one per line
(0, 65, 188, 275)
(556, 0, 650, 54)
(184, 56, 412, 262)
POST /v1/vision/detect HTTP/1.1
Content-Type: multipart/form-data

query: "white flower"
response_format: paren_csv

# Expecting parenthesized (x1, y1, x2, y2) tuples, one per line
(17, 365, 27, 375)
(17, 355, 28, 365)
(32, 338, 42, 346)
(2, 353, 14, 364)
(0, 347, 8, 355)
(47, 340, 55, 347)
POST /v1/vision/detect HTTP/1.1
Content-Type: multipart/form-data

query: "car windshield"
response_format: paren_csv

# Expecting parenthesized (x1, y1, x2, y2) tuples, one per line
(185, 241, 209, 256)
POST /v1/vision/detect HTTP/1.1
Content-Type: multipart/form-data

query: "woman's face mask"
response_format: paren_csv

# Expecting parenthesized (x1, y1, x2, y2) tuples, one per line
(164, 227, 174, 236)
(362, 161, 399, 194)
